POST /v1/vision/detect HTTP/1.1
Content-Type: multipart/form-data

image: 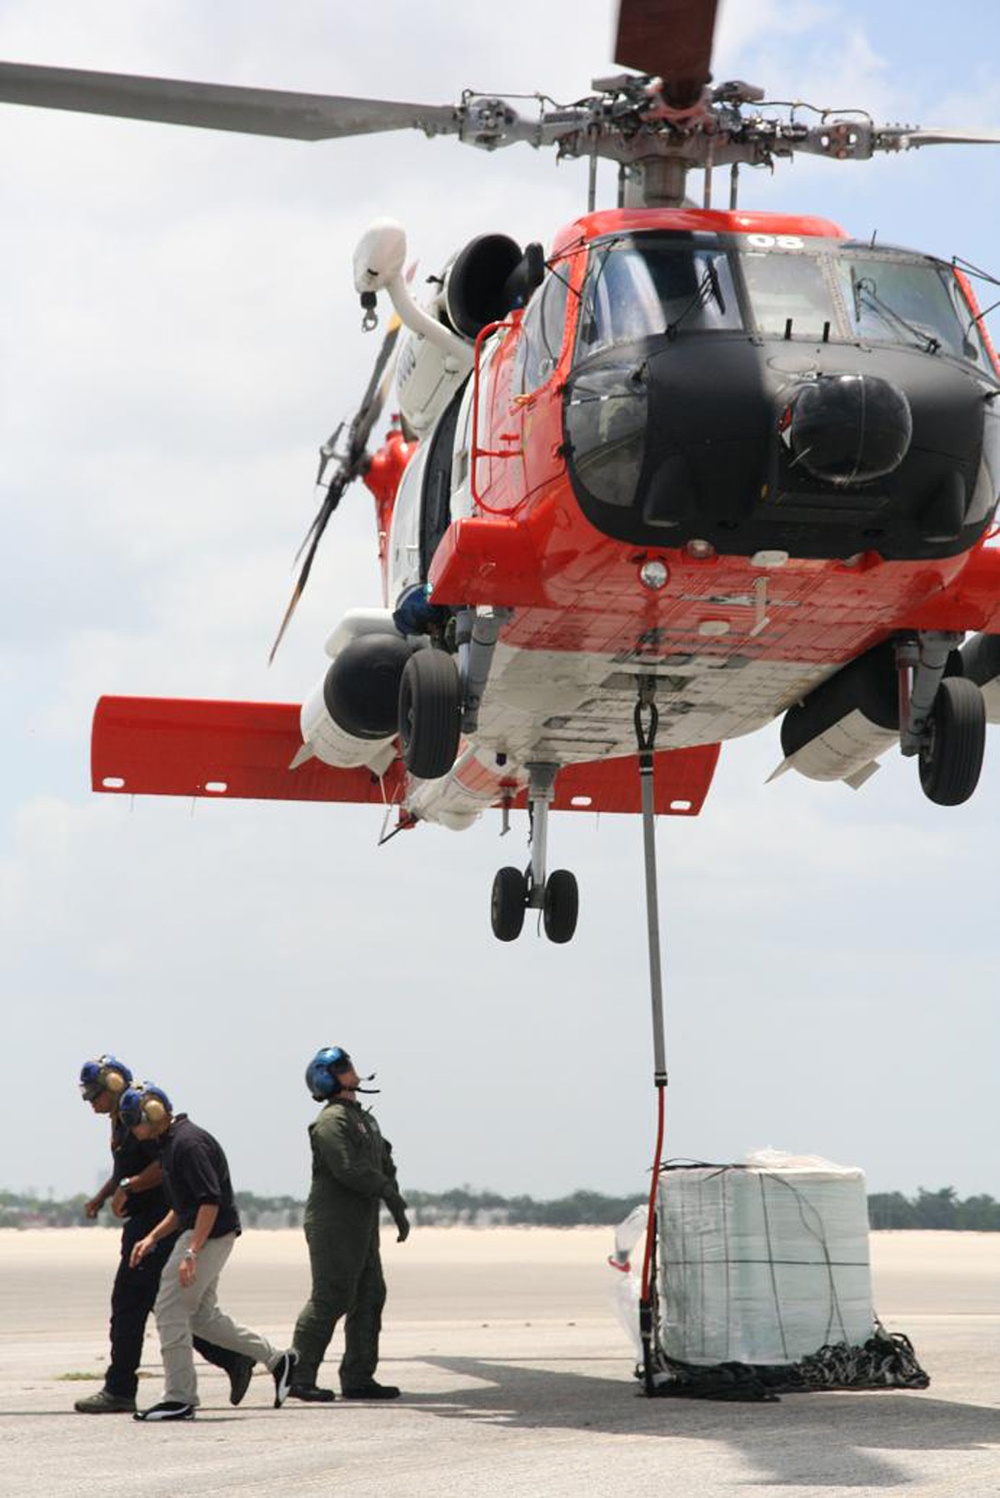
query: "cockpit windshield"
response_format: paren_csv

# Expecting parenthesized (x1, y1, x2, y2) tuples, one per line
(740, 250, 836, 339)
(834, 253, 987, 363)
(574, 233, 996, 372)
(738, 243, 995, 368)
(576, 236, 741, 356)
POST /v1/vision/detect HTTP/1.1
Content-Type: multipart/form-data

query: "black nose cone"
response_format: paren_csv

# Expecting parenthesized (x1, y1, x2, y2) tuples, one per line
(785, 373, 913, 485)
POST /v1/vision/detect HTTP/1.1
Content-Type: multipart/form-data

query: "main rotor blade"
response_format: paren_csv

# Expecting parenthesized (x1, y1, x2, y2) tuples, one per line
(889, 126, 1000, 149)
(0, 60, 459, 142)
(614, 0, 719, 109)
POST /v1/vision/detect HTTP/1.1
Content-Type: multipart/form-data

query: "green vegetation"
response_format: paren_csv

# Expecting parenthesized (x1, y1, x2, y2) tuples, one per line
(0, 1190, 91, 1228)
(3, 1185, 999, 1229)
(867, 1187, 1000, 1230)
(404, 1187, 647, 1226)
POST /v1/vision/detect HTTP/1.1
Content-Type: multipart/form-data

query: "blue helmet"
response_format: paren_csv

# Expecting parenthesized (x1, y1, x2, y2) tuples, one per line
(118, 1082, 173, 1128)
(306, 1047, 353, 1101)
(79, 1055, 133, 1103)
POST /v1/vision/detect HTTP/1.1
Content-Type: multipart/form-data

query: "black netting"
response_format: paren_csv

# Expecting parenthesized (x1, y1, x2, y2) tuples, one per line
(640, 1324, 929, 1402)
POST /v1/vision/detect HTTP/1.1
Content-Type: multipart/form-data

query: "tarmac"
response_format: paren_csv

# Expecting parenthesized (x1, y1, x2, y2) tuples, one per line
(0, 1227, 997, 1496)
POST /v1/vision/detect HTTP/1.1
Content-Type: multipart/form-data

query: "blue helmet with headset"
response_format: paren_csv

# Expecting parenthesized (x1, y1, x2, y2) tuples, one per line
(118, 1082, 173, 1129)
(305, 1047, 354, 1101)
(79, 1055, 133, 1103)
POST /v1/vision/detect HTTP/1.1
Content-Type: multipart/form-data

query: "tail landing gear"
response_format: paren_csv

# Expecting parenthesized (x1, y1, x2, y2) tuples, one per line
(490, 763, 579, 943)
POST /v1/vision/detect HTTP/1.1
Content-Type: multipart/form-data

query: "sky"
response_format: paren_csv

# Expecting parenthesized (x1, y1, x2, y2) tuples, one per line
(1, 0, 999, 1206)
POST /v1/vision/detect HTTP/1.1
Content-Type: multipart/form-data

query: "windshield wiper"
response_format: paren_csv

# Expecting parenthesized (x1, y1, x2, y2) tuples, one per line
(665, 268, 720, 341)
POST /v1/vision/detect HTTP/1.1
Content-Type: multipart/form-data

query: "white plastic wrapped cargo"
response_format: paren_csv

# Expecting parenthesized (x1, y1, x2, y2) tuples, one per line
(657, 1151, 874, 1366)
(607, 1202, 647, 1362)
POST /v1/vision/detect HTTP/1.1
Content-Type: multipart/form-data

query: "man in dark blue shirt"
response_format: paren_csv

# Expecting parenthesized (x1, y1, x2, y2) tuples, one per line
(75, 1055, 253, 1414)
(124, 1082, 297, 1422)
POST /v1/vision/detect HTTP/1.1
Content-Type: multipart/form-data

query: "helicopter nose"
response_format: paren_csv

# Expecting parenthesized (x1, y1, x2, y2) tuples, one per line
(782, 373, 913, 485)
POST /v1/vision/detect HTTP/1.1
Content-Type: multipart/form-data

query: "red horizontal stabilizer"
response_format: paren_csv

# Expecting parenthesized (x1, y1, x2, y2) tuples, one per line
(512, 745, 720, 816)
(91, 696, 404, 804)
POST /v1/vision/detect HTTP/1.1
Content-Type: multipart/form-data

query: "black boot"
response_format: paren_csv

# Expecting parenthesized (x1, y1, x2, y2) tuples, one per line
(341, 1381, 400, 1400)
(289, 1382, 336, 1403)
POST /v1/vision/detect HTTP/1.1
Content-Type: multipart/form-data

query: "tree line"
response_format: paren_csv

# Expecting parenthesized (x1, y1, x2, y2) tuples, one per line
(866, 1187, 1000, 1231)
(3, 1185, 999, 1230)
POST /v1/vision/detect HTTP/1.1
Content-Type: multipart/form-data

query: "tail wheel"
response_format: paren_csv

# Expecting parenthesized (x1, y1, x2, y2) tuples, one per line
(491, 866, 527, 942)
(398, 649, 461, 779)
(918, 676, 986, 806)
(543, 869, 579, 944)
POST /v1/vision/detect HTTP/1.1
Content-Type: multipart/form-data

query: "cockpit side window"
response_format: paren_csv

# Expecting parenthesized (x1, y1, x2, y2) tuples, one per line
(575, 240, 740, 357)
(945, 269, 995, 370)
(514, 270, 570, 396)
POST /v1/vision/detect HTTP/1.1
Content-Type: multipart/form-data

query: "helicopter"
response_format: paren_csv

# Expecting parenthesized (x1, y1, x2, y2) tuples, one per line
(4, 0, 1000, 946)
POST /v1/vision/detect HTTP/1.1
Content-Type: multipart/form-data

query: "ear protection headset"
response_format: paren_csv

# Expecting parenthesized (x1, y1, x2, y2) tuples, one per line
(118, 1082, 173, 1128)
(305, 1047, 352, 1101)
(79, 1055, 133, 1102)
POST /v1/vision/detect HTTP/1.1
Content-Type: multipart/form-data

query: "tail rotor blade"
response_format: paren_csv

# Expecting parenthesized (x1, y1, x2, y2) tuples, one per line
(269, 472, 351, 664)
(269, 314, 403, 662)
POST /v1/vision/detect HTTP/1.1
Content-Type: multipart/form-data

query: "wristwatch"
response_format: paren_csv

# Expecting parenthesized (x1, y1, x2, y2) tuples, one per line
(119, 1178, 132, 1194)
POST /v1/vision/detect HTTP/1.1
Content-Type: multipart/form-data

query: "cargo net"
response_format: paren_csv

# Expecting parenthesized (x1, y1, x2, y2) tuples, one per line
(612, 1157, 930, 1402)
(643, 1324, 930, 1402)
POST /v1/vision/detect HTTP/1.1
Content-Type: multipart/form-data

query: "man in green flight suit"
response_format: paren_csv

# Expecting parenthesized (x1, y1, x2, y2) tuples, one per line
(289, 1046, 410, 1403)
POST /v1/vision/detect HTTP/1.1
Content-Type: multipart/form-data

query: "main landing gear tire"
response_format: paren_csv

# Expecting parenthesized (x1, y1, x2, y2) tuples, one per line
(398, 649, 461, 779)
(491, 866, 527, 942)
(918, 676, 986, 807)
(543, 869, 579, 945)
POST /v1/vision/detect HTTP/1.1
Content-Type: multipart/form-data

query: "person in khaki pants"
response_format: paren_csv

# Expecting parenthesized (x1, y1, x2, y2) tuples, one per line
(75, 1055, 253, 1414)
(122, 1082, 297, 1422)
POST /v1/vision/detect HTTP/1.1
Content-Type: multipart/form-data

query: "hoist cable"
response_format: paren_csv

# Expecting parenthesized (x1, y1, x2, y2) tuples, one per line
(633, 690, 669, 1394)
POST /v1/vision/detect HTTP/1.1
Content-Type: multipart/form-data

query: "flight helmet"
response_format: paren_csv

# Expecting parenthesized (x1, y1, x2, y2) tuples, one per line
(118, 1082, 173, 1128)
(79, 1055, 133, 1103)
(306, 1046, 354, 1101)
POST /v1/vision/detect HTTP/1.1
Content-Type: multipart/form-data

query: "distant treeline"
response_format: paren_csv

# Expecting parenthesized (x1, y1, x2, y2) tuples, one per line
(3, 1185, 999, 1230)
(866, 1187, 1000, 1231)
(0, 1187, 646, 1230)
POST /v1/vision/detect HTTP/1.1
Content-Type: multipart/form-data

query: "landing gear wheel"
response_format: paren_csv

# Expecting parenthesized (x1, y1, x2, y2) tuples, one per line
(543, 869, 579, 944)
(398, 649, 461, 779)
(491, 866, 527, 942)
(918, 676, 986, 806)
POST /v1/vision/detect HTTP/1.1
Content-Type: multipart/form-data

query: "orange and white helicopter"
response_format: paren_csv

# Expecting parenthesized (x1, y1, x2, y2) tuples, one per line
(4, 0, 1000, 945)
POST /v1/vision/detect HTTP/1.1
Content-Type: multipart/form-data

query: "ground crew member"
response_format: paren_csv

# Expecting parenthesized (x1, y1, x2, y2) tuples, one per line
(74, 1055, 253, 1415)
(122, 1081, 297, 1422)
(289, 1045, 410, 1402)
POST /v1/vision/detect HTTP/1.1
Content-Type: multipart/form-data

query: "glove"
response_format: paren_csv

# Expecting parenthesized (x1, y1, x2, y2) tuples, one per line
(394, 1210, 411, 1243)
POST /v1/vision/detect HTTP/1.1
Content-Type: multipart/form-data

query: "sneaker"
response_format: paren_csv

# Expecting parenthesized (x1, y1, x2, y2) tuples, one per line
(74, 1389, 136, 1414)
(341, 1381, 401, 1400)
(134, 1400, 195, 1422)
(228, 1355, 255, 1407)
(272, 1350, 298, 1408)
(288, 1383, 336, 1403)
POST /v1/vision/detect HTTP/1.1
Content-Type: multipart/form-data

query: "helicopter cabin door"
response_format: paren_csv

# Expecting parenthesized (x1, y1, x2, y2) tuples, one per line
(386, 387, 467, 605)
